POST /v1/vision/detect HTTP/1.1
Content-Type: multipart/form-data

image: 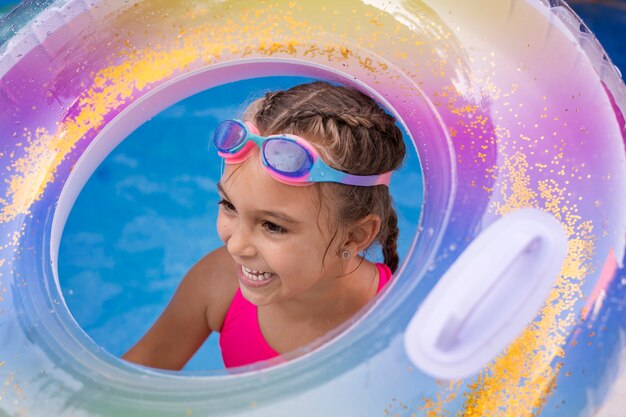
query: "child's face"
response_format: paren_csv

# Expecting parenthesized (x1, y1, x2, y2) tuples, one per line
(216, 150, 344, 306)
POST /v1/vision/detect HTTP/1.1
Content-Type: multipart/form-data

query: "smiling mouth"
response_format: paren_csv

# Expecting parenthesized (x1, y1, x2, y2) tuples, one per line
(240, 265, 276, 285)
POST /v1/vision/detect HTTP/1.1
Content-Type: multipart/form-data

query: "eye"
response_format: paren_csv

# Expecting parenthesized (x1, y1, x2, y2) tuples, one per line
(218, 198, 236, 213)
(263, 221, 287, 235)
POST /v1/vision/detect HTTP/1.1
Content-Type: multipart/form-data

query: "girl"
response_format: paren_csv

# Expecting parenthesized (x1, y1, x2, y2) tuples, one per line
(122, 81, 406, 370)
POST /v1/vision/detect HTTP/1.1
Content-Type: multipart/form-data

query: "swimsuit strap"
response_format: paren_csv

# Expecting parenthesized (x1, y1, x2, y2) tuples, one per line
(219, 289, 279, 368)
(220, 263, 392, 368)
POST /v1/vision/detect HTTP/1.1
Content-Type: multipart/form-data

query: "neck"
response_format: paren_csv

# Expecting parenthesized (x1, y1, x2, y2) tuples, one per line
(264, 258, 379, 324)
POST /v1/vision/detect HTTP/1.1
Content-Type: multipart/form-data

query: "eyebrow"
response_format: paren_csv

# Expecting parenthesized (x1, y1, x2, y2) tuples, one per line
(216, 182, 302, 225)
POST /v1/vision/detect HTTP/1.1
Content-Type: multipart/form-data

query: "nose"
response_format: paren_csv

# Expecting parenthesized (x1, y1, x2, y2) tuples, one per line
(226, 222, 257, 259)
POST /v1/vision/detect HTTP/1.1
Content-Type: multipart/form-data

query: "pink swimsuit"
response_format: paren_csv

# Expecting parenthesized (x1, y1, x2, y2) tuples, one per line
(219, 263, 393, 368)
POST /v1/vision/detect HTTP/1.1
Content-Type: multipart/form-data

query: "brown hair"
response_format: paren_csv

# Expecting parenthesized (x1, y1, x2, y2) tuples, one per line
(243, 81, 406, 272)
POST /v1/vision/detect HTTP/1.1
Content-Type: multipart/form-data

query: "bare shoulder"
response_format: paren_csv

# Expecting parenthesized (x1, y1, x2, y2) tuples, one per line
(184, 246, 239, 331)
(122, 246, 238, 369)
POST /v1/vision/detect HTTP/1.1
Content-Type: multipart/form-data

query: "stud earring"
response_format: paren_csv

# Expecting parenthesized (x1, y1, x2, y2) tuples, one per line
(341, 249, 351, 259)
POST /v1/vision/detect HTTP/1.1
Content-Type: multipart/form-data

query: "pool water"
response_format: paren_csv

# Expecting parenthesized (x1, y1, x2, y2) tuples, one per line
(58, 76, 424, 371)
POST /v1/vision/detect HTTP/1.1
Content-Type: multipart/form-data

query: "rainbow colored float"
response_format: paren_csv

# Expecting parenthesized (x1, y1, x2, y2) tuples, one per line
(1, 0, 625, 416)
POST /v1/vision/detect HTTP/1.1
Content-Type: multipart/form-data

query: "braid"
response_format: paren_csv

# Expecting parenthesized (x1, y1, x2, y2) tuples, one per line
(290, 108, 392, 133)
(263, 91, 283, 108)
(381, 206, 400, 273)
(334, 111, 393, 132)
(257, 91, 284, 120)
(290, 108, 323, 123)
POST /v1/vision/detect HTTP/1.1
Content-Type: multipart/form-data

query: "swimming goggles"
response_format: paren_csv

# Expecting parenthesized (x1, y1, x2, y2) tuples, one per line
(212, 119, 392, 187)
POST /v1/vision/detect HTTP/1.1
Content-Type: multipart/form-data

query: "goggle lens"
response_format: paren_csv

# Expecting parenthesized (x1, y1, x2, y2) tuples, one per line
(263, 138, 314, 177)
(214, 121, 247, 153)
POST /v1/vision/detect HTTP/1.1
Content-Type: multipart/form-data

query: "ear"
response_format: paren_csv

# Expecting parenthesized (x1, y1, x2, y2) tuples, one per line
(343, 214, 381, 254)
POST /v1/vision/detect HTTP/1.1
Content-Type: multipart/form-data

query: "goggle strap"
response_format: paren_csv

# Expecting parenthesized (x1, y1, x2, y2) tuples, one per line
(215, 119, 394, 187)
(341, 170, 392, 187)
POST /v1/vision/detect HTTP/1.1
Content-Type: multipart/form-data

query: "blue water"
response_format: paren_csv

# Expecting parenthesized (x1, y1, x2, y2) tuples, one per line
(58, 76, 424, 371)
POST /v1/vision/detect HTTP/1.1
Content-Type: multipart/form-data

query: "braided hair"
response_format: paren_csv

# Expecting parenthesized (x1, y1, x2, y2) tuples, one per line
(243, 82, 406, 272)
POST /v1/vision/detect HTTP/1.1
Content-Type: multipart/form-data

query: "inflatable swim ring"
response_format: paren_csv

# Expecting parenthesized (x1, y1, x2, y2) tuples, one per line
(1, 0, 625, 416)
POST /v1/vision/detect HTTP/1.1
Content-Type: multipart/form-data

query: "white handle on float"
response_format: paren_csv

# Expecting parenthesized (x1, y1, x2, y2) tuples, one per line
(403, 208, 568, 380)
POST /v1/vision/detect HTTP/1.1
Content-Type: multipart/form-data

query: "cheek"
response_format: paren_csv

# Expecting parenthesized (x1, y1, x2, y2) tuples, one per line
(286, 238, 333, 271)
(216, 212, 230, 243)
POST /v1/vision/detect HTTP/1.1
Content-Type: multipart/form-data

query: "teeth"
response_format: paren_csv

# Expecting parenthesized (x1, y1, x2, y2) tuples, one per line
(242, 266, 273, 281)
